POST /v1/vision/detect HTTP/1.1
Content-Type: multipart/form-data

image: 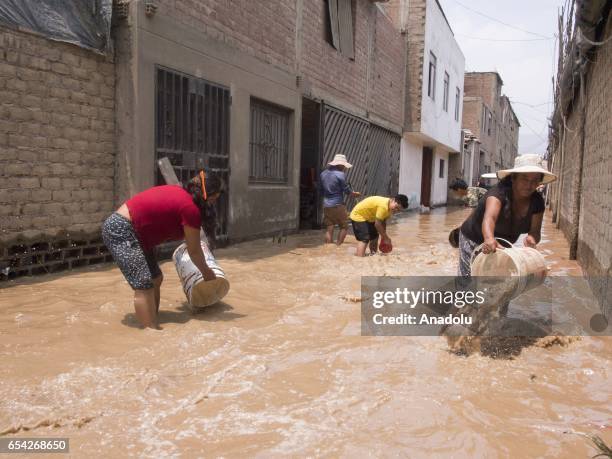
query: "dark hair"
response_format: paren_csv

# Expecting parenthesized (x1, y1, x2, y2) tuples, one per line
(329, 165, 345, 171)
(185, 169, 225, 245)
(394, 194, 409, 209)
(500, 175, 513, 188)
(449, 178, 468, 191)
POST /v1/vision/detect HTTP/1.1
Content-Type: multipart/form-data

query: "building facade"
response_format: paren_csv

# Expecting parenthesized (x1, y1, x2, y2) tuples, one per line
(0, 0, 405, 278)
(392, 0, 465, 209)
(461, 72, 520, 177)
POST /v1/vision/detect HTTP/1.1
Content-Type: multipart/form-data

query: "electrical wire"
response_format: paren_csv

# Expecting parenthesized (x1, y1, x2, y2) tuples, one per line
(456, 34, 553, 42)
(450, 0, 553, 39)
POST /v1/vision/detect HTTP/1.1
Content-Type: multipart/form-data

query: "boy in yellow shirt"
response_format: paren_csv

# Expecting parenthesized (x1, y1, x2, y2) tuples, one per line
(349, 194, 409, 256)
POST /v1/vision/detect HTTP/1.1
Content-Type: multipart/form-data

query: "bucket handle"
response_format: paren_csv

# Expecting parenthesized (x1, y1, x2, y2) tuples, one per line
(470, 237, 514, 265)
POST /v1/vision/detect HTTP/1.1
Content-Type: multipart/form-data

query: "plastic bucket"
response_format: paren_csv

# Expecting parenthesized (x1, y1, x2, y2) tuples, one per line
(470, 237, 547, 298)
(172, 240, 230, 309)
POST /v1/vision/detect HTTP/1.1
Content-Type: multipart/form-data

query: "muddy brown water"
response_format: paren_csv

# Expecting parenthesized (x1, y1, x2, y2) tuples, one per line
(0, 208, 610, 457)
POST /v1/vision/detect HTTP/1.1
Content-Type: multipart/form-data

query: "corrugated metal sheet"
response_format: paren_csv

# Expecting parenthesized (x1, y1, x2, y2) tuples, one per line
(322, 104, 400, 215)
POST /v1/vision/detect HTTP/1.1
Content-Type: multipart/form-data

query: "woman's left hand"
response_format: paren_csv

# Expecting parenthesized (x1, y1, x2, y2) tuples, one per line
(524, 235, 537, 248)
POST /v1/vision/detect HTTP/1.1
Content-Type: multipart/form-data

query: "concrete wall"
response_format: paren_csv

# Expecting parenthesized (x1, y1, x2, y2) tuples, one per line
(420, 0, 464, 153)
(398, 137, 422, 209)
(115, 2, 301, 241)
(114, 0, 406, 242)
(430, 148, 449, 206)
(0, 27, 115, 246)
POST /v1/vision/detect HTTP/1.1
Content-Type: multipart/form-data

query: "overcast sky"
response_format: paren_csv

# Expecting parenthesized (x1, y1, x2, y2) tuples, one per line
(437, 0, 565, 155)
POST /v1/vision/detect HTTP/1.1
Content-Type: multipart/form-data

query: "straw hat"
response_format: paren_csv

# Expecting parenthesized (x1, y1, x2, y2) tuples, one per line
(328, 154, 352, 168)
(496, 154, 557, 184)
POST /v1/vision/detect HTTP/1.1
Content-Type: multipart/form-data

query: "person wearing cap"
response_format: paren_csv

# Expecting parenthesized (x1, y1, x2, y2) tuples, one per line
(457, 154, 557, 276)
(349, 194, 409, 257)
(101, 170, 224, 329)
(319, 154, 361, 245)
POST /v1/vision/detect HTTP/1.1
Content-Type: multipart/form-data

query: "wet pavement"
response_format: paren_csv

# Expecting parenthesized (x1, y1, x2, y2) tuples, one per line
(0, 207, 610, 457)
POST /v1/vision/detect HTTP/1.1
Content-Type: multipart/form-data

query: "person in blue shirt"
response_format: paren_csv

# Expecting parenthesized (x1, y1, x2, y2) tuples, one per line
(319, 154, 360, 245)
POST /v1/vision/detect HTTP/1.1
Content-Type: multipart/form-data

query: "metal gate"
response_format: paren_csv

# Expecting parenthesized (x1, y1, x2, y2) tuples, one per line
(155, 66, 230, 242)
(322, 104, 400, 213)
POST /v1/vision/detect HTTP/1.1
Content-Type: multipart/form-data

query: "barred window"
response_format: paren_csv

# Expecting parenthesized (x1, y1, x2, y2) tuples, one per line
(249, 99, 291, 184)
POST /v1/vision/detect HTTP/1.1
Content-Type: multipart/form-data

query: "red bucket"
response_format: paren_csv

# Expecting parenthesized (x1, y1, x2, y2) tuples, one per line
(379, 241, 393, 253)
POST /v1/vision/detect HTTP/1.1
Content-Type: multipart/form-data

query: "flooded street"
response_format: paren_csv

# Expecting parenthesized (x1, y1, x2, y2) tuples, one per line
(0, 208, 610, 458)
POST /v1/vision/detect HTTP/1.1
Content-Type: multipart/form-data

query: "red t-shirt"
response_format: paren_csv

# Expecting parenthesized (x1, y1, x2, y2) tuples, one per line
(126, 185, 201, 251)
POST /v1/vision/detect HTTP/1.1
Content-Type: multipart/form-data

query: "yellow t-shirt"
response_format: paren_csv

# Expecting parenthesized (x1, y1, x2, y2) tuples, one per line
(350, 196, 391, 222)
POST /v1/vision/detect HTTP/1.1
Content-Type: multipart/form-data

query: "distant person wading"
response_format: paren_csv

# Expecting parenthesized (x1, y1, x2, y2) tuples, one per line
(319, 154, 361, 245)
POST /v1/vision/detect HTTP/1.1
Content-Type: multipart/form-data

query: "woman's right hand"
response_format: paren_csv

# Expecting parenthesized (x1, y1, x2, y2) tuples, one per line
(482, 238, 502, 254)
(202, 267, 216, 281)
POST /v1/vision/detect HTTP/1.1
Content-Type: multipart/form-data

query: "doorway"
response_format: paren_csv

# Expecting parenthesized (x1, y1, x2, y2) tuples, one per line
(420, 147, 433, 207)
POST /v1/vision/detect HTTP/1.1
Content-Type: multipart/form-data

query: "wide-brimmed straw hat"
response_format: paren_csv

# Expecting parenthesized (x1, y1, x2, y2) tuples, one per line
(496, 154, 557, 184)
(328, 154, 352, 168)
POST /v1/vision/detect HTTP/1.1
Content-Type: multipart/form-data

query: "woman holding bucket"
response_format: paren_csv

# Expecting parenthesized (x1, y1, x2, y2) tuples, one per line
(457, 154, 557, 277)
(101, 170, 224, 329)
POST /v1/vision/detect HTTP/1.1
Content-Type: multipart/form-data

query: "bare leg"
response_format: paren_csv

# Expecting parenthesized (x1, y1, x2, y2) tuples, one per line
(337, 227, 348, 245)
(325, 225, 334, 244)
(369, 239, 379, 255)
(133, 288, 159, 329)
(355, 241, 368, 257)
(153, 274, 163, 314)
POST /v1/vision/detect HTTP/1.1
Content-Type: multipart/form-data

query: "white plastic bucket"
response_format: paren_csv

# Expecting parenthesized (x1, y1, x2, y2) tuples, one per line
(172, 240, 230, 309)
(470, 237, 547, 298)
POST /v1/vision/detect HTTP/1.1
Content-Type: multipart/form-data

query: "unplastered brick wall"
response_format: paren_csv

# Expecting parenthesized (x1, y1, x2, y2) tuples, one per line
(0, 27, 115, 248)
(168, 0, 297, 72)
(368, 5, 405, 126)
(577, 16, 612, 317)
(404, 0, 426, 131)
(553, 88, 584, 244)
(301, 0, 369, 114)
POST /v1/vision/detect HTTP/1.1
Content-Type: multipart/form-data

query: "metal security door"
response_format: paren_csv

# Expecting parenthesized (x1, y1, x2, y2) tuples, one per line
(322, 105, 368, 213)
(155, 66, 230, 242)
(321, 104, 400, 217)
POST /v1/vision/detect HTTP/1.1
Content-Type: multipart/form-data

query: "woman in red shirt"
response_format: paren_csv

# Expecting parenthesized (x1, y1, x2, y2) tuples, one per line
(101, 170, 224, 329)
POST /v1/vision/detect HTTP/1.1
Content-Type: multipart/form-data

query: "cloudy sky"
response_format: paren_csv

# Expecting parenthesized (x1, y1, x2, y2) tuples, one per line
(437, 0, 566, 155)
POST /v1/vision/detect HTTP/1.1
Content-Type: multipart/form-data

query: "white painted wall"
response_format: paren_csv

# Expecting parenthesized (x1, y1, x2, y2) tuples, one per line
(420, 0, 465, 153)
(431, 148, 449, 206)
(399, 137, 422, 209)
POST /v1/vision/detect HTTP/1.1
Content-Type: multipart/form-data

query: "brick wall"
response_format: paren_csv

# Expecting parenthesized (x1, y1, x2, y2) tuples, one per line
(464, 72, 519, 173)
(577, 15, 611, 318)
(403, 0, 426, 131)
(461, 97, 482, 138)
(167, 0, 297, 72)
(368, 6, 405, 125)
(163, 0, 404, 127)
(549, 13, 611, 318)
(301, 0, 404, 127)
(0, 27, 115, 247)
